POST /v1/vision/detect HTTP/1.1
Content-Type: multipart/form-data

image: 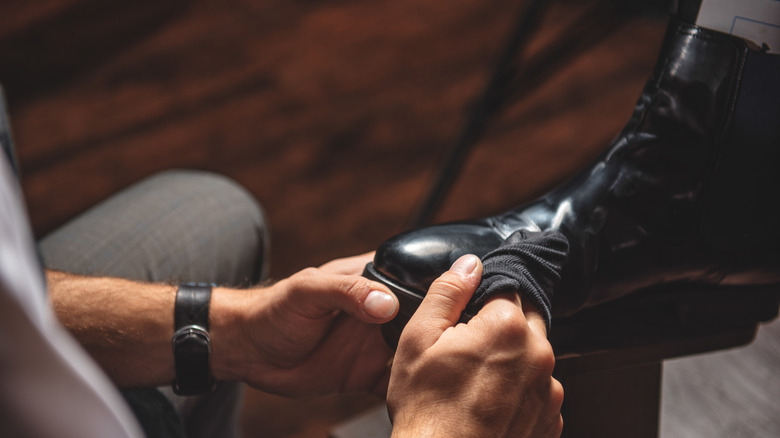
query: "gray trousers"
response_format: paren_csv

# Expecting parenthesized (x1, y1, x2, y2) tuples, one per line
(39, 170, 270, 438)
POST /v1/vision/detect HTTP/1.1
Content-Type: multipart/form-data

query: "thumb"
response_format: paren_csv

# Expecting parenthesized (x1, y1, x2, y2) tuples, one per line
(408, 254, 482, 333)
(287, 269, 399, 323)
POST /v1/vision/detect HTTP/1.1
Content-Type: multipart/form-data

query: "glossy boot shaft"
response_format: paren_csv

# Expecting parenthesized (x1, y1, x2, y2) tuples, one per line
(367, 19, 780, 327)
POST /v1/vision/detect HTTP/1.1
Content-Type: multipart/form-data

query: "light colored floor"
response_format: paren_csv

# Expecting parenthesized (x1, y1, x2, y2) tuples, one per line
(661, 317, 780, 437)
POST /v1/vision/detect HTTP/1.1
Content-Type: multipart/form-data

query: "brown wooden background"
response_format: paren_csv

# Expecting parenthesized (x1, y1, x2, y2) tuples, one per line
(1, 0, 668, 436)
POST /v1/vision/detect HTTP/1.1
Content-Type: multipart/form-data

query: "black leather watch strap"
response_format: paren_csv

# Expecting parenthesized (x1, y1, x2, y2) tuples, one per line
(174, 283, 212, 330)
(172, 283, 215, 395)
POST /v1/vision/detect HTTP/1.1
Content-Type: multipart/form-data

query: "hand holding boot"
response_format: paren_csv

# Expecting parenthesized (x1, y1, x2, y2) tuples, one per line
(387, 255, 564, 438)
(213, 252, 400, 396)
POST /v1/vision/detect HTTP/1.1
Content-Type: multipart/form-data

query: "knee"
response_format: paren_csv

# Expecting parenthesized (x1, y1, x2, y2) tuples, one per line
(158, 169, 268, 237)
(148, 169, 270, 265)
(151, 170, 266, 223)
(144, 169, 271, 280)
(39, 169, 270, 284)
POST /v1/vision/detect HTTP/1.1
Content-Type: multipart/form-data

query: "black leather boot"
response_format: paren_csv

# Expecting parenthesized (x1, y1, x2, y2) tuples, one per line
(365, 19, 780, 342)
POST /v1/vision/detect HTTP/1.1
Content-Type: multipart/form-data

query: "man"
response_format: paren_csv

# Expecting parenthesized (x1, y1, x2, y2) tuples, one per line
(0, 94, 562, 437)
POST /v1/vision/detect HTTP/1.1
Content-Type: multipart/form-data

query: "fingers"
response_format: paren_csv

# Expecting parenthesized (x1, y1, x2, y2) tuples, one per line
(535, 378, 565, 438)
(478, 291, 548, 340)
(407, 254, 482, 336)
(286, 267, 398, 323)
(521, 299, 549, 338)
(389, 254, 566, 437)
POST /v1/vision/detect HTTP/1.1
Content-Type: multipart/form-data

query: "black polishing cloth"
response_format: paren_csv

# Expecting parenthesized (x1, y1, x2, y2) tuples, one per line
(465, 229, 569, 330)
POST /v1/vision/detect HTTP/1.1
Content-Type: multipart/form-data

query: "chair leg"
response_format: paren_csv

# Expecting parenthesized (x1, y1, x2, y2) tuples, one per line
(556, 362, 661, 438)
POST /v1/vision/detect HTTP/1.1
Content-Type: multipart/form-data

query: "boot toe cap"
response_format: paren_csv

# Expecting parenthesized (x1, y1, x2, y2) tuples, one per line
(373, 222, 504, 293)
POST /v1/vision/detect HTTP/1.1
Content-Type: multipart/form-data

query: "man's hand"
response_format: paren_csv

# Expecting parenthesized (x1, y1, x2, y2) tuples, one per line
(48, 253, 398, 397)
(210, 252, 399, 396)
(387, 255, 564, 438)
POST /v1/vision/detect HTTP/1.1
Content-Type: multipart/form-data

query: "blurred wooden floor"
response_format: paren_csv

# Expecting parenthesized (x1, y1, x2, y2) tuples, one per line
(1, 0, 673, 436)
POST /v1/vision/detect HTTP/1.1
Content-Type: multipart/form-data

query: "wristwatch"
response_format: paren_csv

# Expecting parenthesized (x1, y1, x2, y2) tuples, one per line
(172, 282, 216, 395)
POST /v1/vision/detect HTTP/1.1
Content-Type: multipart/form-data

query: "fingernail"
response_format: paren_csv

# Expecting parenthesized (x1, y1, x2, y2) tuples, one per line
(364, 290, 397, 319)
(451, 254, 479, 276)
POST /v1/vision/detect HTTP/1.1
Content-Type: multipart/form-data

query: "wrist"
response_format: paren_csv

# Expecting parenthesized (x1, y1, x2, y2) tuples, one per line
(208, 286, 257, 382)
(171, 283, 216, 395)
(390, 405, 488, 438)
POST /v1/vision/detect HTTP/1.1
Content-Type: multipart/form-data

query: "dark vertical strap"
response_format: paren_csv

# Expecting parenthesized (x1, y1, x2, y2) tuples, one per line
(172, 283, 214, 395)
(409, 0, 549, 227)
(174, 283, 212, 330)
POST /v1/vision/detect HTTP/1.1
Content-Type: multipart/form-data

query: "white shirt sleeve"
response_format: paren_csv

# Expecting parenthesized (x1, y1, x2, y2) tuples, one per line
(0, 153, 143, 438)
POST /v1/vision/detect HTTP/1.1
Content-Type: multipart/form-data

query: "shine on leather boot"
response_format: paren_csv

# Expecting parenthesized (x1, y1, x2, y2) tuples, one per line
(365, 19, 780, 343)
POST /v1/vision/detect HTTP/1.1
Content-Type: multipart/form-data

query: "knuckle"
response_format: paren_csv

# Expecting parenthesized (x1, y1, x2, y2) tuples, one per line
(530, 337, 556, 375)
(550, 377, 565, 410)
(431, 272, 466, 295)
(295, 266, 320, 282)
(551, 414, 564, 437)
(288, 267, 319, 291)
(503, 307, 530, 334)
(338, 275, 366, 299)
(424, 274, 470, 307)
(489, 305, 531, 341)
